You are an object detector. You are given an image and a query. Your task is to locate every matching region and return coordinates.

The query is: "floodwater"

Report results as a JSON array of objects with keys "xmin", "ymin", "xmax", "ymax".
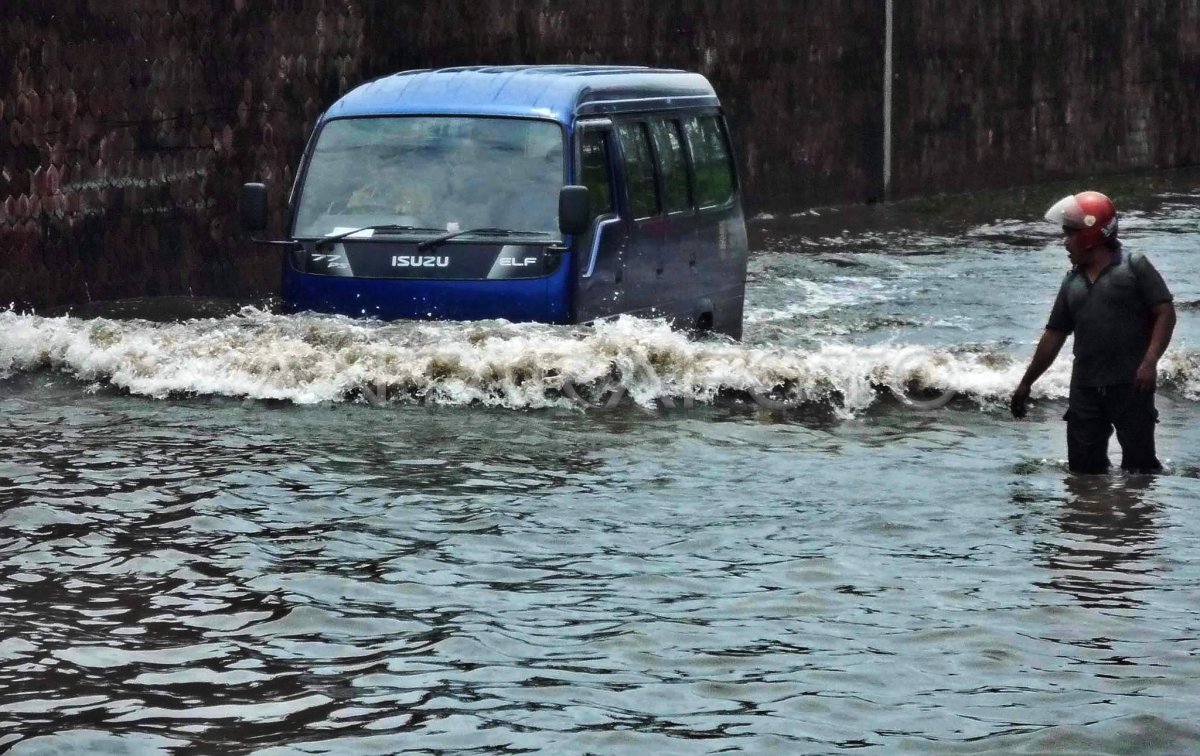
[{"xmin": 2, "ymin": 171, "xmax": 1199, "ymax": 754}]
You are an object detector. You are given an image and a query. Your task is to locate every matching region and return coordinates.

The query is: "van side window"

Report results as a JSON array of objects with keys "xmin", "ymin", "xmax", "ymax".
[
  {"xmin": 616, "ymin": 122, "xmax": 661, "ymax": 220},
  {"xmin": 580, "ymin": 129, "xmax": 614, "ymax": 221},
  {"xmin": 649, "ymin": 119, "xmax": 691, "ymax": 213},
  {"xmin": 683, "ymin": 115, "xmax": 735, "ymax": 208}
]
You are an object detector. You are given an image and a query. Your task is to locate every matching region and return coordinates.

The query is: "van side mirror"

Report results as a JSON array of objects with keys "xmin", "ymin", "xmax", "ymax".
[
  {"xmin": 239, "ymin": 182, "xmax": 268, "ymax": 233},
  {"xmin": 558, "ymin": 185, "xmax": 590, "ymax": 236}
]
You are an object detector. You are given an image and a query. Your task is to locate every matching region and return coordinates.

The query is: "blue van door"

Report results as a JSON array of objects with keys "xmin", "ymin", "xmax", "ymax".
[
  {"xmin": 646, "ymin": 117, "xmax": 704, "ymax": 325},
  {"xmin": 573, "ymin": 121, "xmax": 628, "ymax": 323},
  {"xmin": 613, "ymin": 121, "xmax": 666, "ymax": 317},
  {"xmin": 681, "ymin": 113, "xmax": 748, "ymax": 337}
]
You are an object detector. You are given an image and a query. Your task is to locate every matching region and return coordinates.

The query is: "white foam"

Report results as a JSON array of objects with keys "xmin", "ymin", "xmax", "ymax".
[
  {"xmin": 0, "ymin": 310, "xmax": 1194, "ymax": 411},
  {"xmin": 745, "ymin": 276, "xmax": 896, "ymax": 322}
]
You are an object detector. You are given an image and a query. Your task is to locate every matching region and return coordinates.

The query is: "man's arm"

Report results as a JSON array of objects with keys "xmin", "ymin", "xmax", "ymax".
[
  {"xmin": 1134, "ymin": 301, "xmax": 1177, "ymax": 391},
  {"xmin": 1011, "ymin": 328, "xmax": 1069, "ymax": 418}
]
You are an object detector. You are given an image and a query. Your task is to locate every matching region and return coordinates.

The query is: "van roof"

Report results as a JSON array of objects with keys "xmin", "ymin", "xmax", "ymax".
[{"xmin": 323, "ymin": 65, "xmax": 720, "ymax": 123}]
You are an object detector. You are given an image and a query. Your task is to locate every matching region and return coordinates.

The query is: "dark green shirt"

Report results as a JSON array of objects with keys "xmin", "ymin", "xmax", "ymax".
[{"xmin": 1047, "ymin": 249, "xmax": 1172, "ymax": 387}]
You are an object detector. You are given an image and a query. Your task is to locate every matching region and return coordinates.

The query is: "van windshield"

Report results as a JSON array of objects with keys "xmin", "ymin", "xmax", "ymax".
[{"xmin": 293, "ymin": 117, "xmax": 566, "ymax": 240}]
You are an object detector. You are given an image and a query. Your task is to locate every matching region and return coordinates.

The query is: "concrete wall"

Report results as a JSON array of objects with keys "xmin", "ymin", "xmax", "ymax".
[{"xmin": 1, "ymin": 0, "xmax": 1197, "ymax": 309}]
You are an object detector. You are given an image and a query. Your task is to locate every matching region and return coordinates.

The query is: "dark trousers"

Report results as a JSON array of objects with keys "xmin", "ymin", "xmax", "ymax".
[{"xmin": 1065, "ymin": 384, "xmax": 1161, "ymax": 474}]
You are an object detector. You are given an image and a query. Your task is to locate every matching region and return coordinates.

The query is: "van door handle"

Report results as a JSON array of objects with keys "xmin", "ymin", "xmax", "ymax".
[{"xmin": 581, "ymin": 216, "xmax": 621, "ymax": 279}]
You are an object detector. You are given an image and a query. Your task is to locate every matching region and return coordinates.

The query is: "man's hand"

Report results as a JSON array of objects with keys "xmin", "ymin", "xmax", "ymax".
[
  {"xmin": 1134, "ymin": 359, "xmax": 1158, "ymax": 392},
  {"xmin": 1011, "ymin": 330, "xmax": 1066, "ymax": 419},
  {"xmin": 1010, "ymin": 383, "xmax": 1031, "ymax": 419}
]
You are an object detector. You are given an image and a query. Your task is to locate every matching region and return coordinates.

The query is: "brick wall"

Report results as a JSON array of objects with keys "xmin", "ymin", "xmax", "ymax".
[{"xmin": 1, "ymin": 0, "xmax": 1197, "ymax": 309}]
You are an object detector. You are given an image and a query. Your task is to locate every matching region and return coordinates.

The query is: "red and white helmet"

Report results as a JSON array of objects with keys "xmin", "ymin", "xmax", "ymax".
[{"xmin": 1045, "ymin": 191, "xmax": 1118, "ymax": 250}]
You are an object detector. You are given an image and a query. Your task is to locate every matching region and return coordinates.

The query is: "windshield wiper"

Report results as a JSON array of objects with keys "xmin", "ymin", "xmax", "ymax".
[
  {"xmin": 417, "ymin": 227, "xmax": 552, "ymax": 252},
  {"xmin": 313, "ymin": 224, "xmax": 443, "ymax": 250}
]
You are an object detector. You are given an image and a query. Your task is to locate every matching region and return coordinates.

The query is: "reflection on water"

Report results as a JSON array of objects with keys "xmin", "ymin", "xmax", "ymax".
[
  {"xmin": 2, "ymin": 382, "xmax": 1196, "ymax": 752},
  {"xmin": 1033, "ymin": 476, "xmax": 1161, "ymax": 609}
]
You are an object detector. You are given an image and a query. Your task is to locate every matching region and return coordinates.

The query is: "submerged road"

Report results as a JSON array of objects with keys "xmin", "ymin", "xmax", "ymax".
[{"xmin": 1, "ymin": 170, "xmax": 1198, "ymax": 753}]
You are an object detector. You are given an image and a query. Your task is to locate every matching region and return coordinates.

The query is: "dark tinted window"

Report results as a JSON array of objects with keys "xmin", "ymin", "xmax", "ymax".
[
  {"xmin": 616, "ymin": 122, "xmax": 660, "ymax": 220},
  {"xmin": 649, "ymin": 119, "xmax": 691, "ymax": 213},
  {"xmin": 580, "ymin": 129, "xmax": 614, "ymax": 221},
  {"xmin": 683, "ymin": 115, "xmax": 735, "ymax": 208}
]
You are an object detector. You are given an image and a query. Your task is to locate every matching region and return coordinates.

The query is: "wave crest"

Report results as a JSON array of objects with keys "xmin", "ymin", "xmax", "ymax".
[{"xmin": 1, "ymin": 310, "xmax": 1195, "ymax": 410}]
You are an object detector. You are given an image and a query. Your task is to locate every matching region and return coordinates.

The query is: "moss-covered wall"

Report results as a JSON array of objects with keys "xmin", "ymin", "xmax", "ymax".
[{"xmin": 1, "ymin": 0, "xmax": 1196, "ymax": 309}]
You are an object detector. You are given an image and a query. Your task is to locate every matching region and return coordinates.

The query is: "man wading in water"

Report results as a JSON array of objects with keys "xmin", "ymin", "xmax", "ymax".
[{"xmin": 1011, "ymin": 191, "xmax": 1176, "ymax": 474}]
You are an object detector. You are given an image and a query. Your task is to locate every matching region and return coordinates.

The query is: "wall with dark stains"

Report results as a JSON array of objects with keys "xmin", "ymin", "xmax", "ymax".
[
  {"xmin": 0, "ymin": 0, "xmax": 367, "ymax": 309},
  {"xmin": 1, "ymin": 0, "xmax": 1197, "ymax": 309},
  {"xmin": 890, "ymin": 2, "xmax": 1200, "ymax": 197},
  {"xmin": 356, "ymin": 0, "xmax": 887, "ymax": 214}
]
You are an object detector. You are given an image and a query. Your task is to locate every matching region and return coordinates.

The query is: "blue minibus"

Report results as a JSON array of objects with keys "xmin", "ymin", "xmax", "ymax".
[{"xmin": 240, "ymin": 65, "xmax": 750, "ymax": 338}]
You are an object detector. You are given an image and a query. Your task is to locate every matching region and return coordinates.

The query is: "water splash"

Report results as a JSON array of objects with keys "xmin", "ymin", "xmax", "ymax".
[{"xmin": 1, "ymin": 309, "xmax": 1196, "ymax": 411}]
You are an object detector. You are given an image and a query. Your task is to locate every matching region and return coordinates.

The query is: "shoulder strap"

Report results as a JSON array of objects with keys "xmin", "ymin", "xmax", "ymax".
[
  {"xmin": 1125, "ymin": 249, "xmax": 1145, "ymax": 283},
  {"xmin": 1121, "ymin": 249, "xmax": 1156, "ymax": 310}
]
